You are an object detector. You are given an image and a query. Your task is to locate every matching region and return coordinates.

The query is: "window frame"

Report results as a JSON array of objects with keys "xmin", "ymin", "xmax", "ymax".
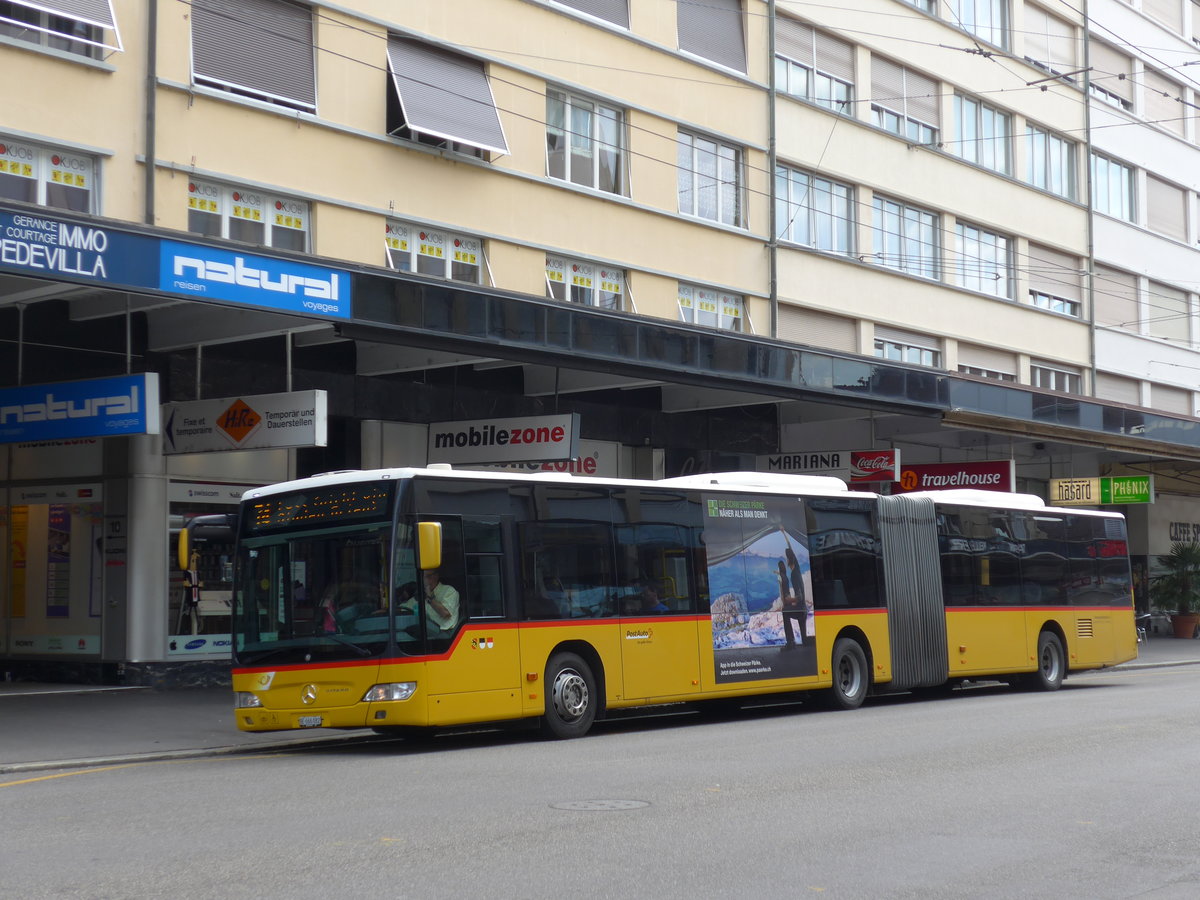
[
  {"xmin": 677, "ymin": 282, "xmax": 744, "ymax": 332},
  {"xmin": 1025, "ymin": 124, "xmax": 1076, "ymax": 200},
  {"xmin": 1031, "ymin": 363, "xmax": 1082, "ymax": 394},
  {"xmin": 0, "ymin": 0, "xmax": 119, "ymax": 56},
  {"xmin": 949, "ymin": 0, "xmax": 1010, "ymax": 50},
  {"xmin": 1090, "ymin": 152, "xmax": 1135, "ymax": 221},
  {"xmin": 872, "ymin": 195, "xmax": 940, "ymax": 280},
  {"xmin": 953, "ymin": 94, "xmax": 1011, "ymax": 174},
  {"xmin": 385, "ymin": 219, "xmax": 484, "ymax": 284},
  {"xmin": 774, "ymin": 165, "xmax": 854, "ymax": 254},
  {"xmin": 545, "ymin": 254, "xmax": 625, "ymax": 310},
  {"xmin": 677, "ymin": 131, "xmax": 745, "ymax": 227},
  {"xmin": 0, "ymin": 137, "xmax": 96, "ymax": 214},
  {"xmin": 546, "ymin": 88, "xmax": 626, "ymax": 194},
  {"xmin": 874, "ymin": 337, "xmax": 941, "ymax": 367},
  {"xmin": 956, "ymin": 221, "xmax": 1013, "ymax": 298},
  {"xmin": 958, "ymin": 364, "xmax": 1016, "ymax": 382}
]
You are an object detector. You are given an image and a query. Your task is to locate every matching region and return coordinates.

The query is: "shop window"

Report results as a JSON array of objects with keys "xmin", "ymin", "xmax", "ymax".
[
  {"xmin": 545, "ymin": 254, "xmax": 623, "ymax": 309},
  {"xmin": 187, "ymin": 180, "xmax": 309, "ymax": 252},
  {"xmin": 385, "ymin": 219, "xmax": 483, "ymax": 283},
  {"xmin": 0, "ymin": 0, "xmax": 120, "ymax": 57},
  {"xmin": 0, "ymin": 138, "xmax": 95, "ymax": 212}
]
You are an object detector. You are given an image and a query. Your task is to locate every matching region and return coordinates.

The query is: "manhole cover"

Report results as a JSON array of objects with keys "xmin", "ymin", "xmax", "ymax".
[{"xmin": 551, "ymin": 799, "xmax": 649, "ymax": 811}]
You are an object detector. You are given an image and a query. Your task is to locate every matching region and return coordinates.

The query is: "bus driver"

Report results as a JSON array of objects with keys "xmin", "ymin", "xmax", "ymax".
[{"xmin": 423, "ymin": 569, "xmax": 460, "ymax": 633}]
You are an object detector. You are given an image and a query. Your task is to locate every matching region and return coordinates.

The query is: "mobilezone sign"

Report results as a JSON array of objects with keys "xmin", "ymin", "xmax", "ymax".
[{"xmin": 0, "ymin": 209, "xmax": 351, "ymax": 318}]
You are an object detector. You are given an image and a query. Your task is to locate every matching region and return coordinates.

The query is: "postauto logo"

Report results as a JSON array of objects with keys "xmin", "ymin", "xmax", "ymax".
[{"xmin": 159, "ymin": 240, "xmax": 351, "ymax": 319}]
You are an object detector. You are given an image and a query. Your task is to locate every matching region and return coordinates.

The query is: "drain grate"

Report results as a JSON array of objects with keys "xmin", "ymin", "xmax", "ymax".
[{"xmin": 551, "ymin": 799, "xmax": 649, "ymax": 811}]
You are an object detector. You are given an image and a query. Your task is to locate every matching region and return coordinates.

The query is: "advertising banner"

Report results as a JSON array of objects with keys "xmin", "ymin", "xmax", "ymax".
[
  {"xmin": 0, "ymin": 209, "xmax": 158, "ymax": 289},
  {"xmin": 894, "ymin": 459, "xmax": 1015, "ymax": 494},
  {"xmin": 1050, "ymin": 475, "xmax": 1154, "ymax": 506},
  {"xmin": 428, "ymin": 413, "xmax": 580, "ymax": 464},
  {"xmin": 757, "ymin": 448, "xmax": 900, "ymax": 483},
  {"xmin": 0, "ymin": 373, "xmax": 160, "ymax": 444},
  {"xmin": 162, "ymin": 390, "xmax": 328, "ymax": 454},
  {"xmin": 702, "ymin": 494, "xmax": 817, "ymax": 684}
]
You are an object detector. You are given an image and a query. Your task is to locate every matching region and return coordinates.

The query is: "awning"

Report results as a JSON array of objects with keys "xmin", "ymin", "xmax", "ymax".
[{"xmin": 4, "ymin": 0, "xmax": 122, "ymax": 53}]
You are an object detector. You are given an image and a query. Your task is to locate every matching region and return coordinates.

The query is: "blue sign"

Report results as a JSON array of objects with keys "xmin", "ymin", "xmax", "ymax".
[
  {"xmin": 0, "ymin": 373, "xmax": 160, "ymax": 444},
  {"xmin": 0, "ymin": 210, "xmax": 159, "ymax": 289},
  {"xmin": 159, "ymin": 240, "xmax": 351, "ymax": 319}
]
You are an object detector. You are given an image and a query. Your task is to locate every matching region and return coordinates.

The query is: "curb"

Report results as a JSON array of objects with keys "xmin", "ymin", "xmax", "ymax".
[{"xmin": 0, "ymin": 730, "xmax": 377, "ymax": 777}]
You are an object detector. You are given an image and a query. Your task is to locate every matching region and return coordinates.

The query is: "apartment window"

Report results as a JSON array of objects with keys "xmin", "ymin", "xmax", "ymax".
[
  {"xmin": 874, "ymin": 337, "xmax": 940, "ymax": 367},
  {"xmin": 872, "ymin": 196, "xmax": 939, "ymax": 279},
  {"xmin": 552, "ymin": 0, "xmax": 628, "ymax": 27},
  {"xmin": 1023, "ymin": 3, "xmax": 1075, "ymax": 76},
  {"xmin": 0, "ymin": 0, "xmax": 119, "ymax": 55},
  {"xmin": 1025, "ymin": 125, "xmax": 1076, "ymax": 199},
  {"xmin": 189, "ymin": 181, "xmax": 308, "ymax": 251},
  {"xmin": 871, "ymin": 58, "xmax": 939, "ymax": 144},
  {"xmin": 1031, "ymin": 363, "xmax": 1081, "ymax": 394},
  {"xmin": 1144, "ymin": 0, "xmax": 1183, "ymax": 33},
  {"xmin": 774, "ymin": 17, "xmax": 855, "ymax": 114},
  {"xmin": 775, "ymin": 167, "xmax": 853, "ymax": 253},
  {"xmin": 545, "ymin": 255, "xmax": 624, "ymax": 310},
  {"xmin": 677, "ymin": 0, "xmax": 746, "ymax": 73},
  {"xmin": 385, "ymin": 221, "xmax": 482, "ymax": 283},
  {"xmin": 678, "ymin": 283, "xmax": 743, "ymax": 331},
  {"xmin": 1088, "ymin": 43, "xmax": 1134, "ymax": 111},
  {"xmin": 959, "ymin": 365, "xmax": 1016, "ymax": 382},
  {"xmin": 677, "ymin": 131, "xmax": 743, "ymax": 226},
  {"xmin": 953, "ymin": 95, "xmax": 1011, "ymax": 174},
  {"xmin": 191, "ymin": 0, "xmax": 316, "ymax": 112},
  {"xmin": 1090, "ymin": 153, "xmax": 1134, "ymax": 221},
  {"xmin": 949, "ymin": 0, "xmax": 1010, "ymax": 49},
  {"xmin": 386, "ymin": 38, "xmax": 508, "ymax": 157},
  {"xmin": 546, "ymin": 90, "xmax": 625, "ymax": 193},
  {"xmin": 956, "ymin": 223, "xmax": 1012, "ymax": 297},
  {"xmin": 0, "ymin": 139, "xmax": 94, "ymax": 212},
  {"xmin": 902, "ymin": 0, "xmax": 936, "ymax": 11},
  {"xmin": 1026, "ymin": 243, "xmax": 1082, "ymax": 318}
]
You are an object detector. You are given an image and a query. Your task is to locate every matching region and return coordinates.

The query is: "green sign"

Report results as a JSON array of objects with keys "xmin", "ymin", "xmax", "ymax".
[{"xmin": 1100, "ymin": 475, "xmax": 1154, "ymax": 505}]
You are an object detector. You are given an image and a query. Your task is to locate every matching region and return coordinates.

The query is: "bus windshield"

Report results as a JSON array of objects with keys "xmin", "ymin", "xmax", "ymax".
[{"xmin": 233, "ymin": 522, "xmax": 402, "ymax": 666}]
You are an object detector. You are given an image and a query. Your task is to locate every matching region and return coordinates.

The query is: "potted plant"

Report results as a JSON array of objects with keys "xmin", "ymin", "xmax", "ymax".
[{"xmin": 1152, "ymin": 542, "xmax": 1200, "ymax": 638}]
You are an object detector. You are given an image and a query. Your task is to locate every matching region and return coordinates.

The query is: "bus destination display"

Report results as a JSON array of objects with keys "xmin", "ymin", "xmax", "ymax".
[{"xmin": 245, "ymin": 484, "xmax": 393, "ymax": 533}]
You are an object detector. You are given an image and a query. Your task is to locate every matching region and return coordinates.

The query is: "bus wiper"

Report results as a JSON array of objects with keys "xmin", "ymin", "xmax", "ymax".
[{"xmin": 324, "ymin": 633, "xmax": 373, "ymax": 657}]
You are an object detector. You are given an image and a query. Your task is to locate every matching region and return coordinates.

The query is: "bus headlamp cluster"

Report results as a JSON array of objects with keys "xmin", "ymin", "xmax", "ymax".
[
  {"xmin": 362, "ymin": 682, "xmax": 417, "ymax": 702},
  {"xmin": 234, "ymin": 692, "xmax": 262, "ymax": 709}
]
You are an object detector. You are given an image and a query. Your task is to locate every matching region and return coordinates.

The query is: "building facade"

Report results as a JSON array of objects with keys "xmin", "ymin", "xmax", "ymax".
[{"xmin": 2, "ymin": 0, "xmax": 1199, "ymax": 683}]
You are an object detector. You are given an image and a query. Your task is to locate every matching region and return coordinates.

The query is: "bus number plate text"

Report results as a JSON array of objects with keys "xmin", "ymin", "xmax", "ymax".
[{"xmin": 298, "ymin": 715, "xmax": 323, "ymax": 727}]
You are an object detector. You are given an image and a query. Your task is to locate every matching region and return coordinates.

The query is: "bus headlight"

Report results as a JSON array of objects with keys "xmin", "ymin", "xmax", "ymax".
[
  {"xmin": 363, "ymin": 682, "xmax": 417, "ymax": 702},
  {"xmin": 234, "ymin": 692, "xmax": 262, "ymax": 709}
]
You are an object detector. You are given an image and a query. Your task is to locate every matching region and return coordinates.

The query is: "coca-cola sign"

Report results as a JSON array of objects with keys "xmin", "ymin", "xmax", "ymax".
[{"xmin": 849, "ymin": 450, "xmax": 899, "ymax": 482}]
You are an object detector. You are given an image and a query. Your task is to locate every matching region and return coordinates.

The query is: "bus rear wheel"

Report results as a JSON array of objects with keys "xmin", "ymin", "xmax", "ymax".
[
  {"xmin": 1025, "ymin": 632, "xmax": 1065, "ymax": 691},
  {"xmin": 541, "ymin": 652, "xmax": 597, "ymax": 739},
  {"xmin": 821, "ymin": 638, "xmax": 869, "ymax": 710}
]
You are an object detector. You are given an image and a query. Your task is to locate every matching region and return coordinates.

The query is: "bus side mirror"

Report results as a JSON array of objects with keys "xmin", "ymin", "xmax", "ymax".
[
  {"xmin": 177, "ymin": 526, "xmax": 191, "ymax": 572},
  {"xmin": 417, "ymin": 521, "xmax": 443, "ymax": 571}
]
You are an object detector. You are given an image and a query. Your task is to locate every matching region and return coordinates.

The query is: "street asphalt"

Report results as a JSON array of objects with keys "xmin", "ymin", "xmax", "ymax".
[{"xmin": 3, "ymin": 633, "xmax": 1199, "ymax": 775}]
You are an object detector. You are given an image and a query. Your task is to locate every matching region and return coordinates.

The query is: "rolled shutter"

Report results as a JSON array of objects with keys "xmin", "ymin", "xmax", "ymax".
[
  {"xmin": 1089, "ymin": 42, "xmax": 1133, "ymax": 103},
  {"xmin": 1151, "ymin": 383, "xmax": 1192, "ymax": 415},
  {"xmin": 1027, "ymin": 243, "xmax": 1082, "ymax": 303},
  {"xmin": 1143, "ymin": 0, "xmax": 1183, "ymax": 33},
  {"xmin": 1143, "ymin": 68, "xmax": 1184, "ymax": 136},
  {"xmin": 1145, "ymin": 175, "xmax": 1187, "ymax": 240},
  {"xmin": 1095, "ymin": 373, "xmax": 1141, "ymax": 405},
  {"xmin": 386, "ymin": 38, "xmax": 509, "ymax": 155},
  {"xmin": 775, "ymin": 16, "xmax": 814, "ymax": 66},
  {"xmin": 958, "ymin": 343, "xmax": 1016, "ymax": 375},
  {"xmin": 7, "ymin": 0, "xmax": 121, "ymax": 51},
  {"xmin": 554, "ymin": 0, "xmax": 629, "ymax": 27},
  {"xmin": 677, "ymin": 0, "xmax": 747, "ymax": 73},
  {"xmin": 777, "ymin": 305, "xmax": 857, "ymax": 352},
  {"xmin": 191, "ymin": 0, "xmax": 315, "ymax": 110},
  {"xmin": 1093, "ymin": 266, "xmax": 1139, "ymax": 329}
]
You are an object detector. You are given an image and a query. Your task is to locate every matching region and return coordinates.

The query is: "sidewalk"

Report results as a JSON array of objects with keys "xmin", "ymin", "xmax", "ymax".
[{"xmin": 3, "ymin": 634, "xmax": 1199, "ymax": 775}]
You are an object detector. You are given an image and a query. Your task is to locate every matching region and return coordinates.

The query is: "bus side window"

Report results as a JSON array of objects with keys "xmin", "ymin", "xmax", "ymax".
[{"xmin": 464, "ymin": 519, "xmax": 505, "ymax": 619}]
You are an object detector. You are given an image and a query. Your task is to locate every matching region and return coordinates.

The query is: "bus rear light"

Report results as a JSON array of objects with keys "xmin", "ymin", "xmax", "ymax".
[
  {"xmin": 363, "ymin": 682, "xmax": 417, "ymax": 702},
  {"xmin": 235, "ymin": 692, "xmax": 262, "ymax": 709}
]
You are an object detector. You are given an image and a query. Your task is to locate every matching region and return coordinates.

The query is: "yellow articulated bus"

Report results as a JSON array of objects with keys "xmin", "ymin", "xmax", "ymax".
[{"xmin": 230, "ymin": 467, "xmax": 1138, "ymax": 739}]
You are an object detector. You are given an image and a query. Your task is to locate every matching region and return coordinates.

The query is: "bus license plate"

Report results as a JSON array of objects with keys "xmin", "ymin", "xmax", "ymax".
[{"xmin": 298, "ymin": 715, "xmax": 323, "ymax": 727}]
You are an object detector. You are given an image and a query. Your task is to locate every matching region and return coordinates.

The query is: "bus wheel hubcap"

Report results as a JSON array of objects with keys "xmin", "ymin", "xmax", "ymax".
[{"xmin": 553, "ymin": 669, "xmax": 588, "ymax": 721}]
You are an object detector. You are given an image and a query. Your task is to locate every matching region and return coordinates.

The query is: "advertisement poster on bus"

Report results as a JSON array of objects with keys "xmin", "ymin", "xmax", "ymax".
[{"xmin": 703, "ymin": 494, "xmax": 816, "ymax": 683}]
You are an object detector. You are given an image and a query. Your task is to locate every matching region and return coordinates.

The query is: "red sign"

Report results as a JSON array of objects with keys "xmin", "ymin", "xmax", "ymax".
[
  {"xmin": 849, "ymin": 450, "xmax": 899, "ymax": 483},
  {"xmin": 893, "ymin": 460, "xmax": 1014, "ymax": 494}
]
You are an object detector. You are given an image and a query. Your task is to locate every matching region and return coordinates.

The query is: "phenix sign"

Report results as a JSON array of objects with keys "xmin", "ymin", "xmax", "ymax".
[{"xmin": 0, "ymin": 374, "xmax": 160, "ymax": 444}]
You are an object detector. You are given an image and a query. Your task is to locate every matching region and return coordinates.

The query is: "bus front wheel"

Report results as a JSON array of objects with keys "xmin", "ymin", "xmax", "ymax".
[
  {"xmin": 821, "ymin": 638, "xmax": 869, "ymax": 710},
  {"xmin": 1025, "ymin": 632, "xmax": 1065, "ymax": 691},
  {"xmin": 541, "ymin": 652, "xmax": 597, "ymax": 739}
]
